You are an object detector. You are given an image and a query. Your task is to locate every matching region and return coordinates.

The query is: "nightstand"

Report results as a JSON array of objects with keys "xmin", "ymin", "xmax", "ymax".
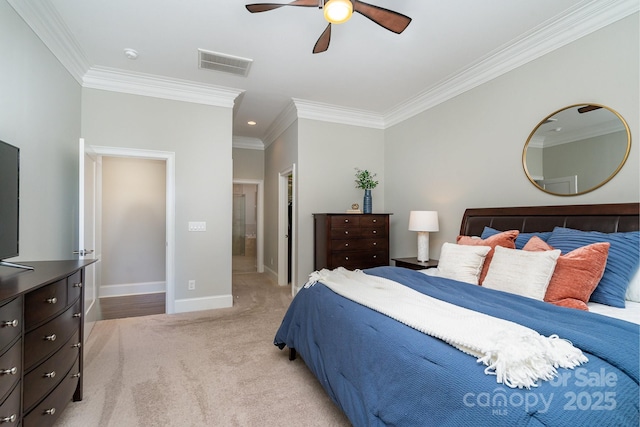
[{"xmin": 392, "ymin": 257, "xmax": 438, "ymax": 271}]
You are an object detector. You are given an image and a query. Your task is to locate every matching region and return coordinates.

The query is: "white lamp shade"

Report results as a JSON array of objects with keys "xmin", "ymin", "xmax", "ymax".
[{"xmin": 408, "ymin": 211, "xmax": 439, "ymax": 232}]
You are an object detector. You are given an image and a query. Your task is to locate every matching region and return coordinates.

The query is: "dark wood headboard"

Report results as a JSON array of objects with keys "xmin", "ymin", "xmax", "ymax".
[{"xmin": 460, "ymin": 203, "xmax": 640, "ymax": 237}]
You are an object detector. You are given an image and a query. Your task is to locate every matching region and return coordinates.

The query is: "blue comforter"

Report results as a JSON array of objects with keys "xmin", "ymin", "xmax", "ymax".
[{"xmin": 274, "ymin": 266, "xmax": 639, "ymax": 426}]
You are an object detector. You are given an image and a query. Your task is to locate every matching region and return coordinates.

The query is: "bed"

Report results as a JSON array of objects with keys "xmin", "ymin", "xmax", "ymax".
[{"xmin": 274, "ymin": 203, "xmax": 639, "ymax": 426}]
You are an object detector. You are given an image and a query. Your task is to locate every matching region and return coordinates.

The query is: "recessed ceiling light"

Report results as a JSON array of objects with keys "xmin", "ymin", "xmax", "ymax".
[
  {"xmin": 124, "ymin": 48, "xmax": 138, "ymax": 60},
  {"xmin": 247, "ymin": 121, "xmax": 257, "ymax": 126}
]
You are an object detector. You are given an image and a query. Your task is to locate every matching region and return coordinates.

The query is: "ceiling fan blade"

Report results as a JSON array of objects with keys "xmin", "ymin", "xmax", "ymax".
[
  {"xmin": 313, "ymin": 23, "xmax": 332, "ymax": 54},
  {"xmin": 246, "ymin": 0, "xmax": 318, "ymax": 13},
  {"xmin": 353, "ymin": 1, "xmax": 412, "ymax": 34}
]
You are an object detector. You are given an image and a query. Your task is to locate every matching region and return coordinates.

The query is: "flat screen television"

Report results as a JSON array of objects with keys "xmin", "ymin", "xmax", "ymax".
[{"xmin": 0, "ymin": 140, "xmax": 32, "ymax": 270}]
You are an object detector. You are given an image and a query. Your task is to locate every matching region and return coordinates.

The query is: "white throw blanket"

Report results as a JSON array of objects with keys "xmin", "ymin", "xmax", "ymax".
[{"xmin": 305, "ymin": 267, "xmax": 588, "ymax": 389}]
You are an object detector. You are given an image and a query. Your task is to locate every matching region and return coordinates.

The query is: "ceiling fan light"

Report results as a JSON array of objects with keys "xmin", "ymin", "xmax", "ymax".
[{"xmin": 324, "ymin": 0, "xmax": 353, "ymax": 24}]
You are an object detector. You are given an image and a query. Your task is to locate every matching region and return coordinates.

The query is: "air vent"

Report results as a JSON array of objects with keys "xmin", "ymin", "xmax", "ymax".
[{"xmin": 198, "ymin": 49, "xmax": 253, "ymax": 77}]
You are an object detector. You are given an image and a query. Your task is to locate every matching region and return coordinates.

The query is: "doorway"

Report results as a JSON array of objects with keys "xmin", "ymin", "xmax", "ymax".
[
  {"xmin": 81, "ymin": 145, "xmax": 176, "ymax": 315},
  {"xmin": 232, "ymin": 183, "xmax": 257, "ymax": 273},
  {"xmin": 99, "ymin": 156, "xmax": 167, "ymax": 319},
  {"xmin": 232, "ymin": 179, "xmax": 264, "ymax": 274},
  {"xmin": 278, "ymin": 165, "xmax": 296, "ymax": 295}
]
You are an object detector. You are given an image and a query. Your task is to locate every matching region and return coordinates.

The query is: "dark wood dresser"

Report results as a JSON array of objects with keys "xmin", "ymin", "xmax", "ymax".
[
  {"xmin": 0, "ymin": 260, "xmax": 94, "ymax": 427},
  {"xmin": 313, "ymin": 213, "xmax": 391, "ymax": 270}
]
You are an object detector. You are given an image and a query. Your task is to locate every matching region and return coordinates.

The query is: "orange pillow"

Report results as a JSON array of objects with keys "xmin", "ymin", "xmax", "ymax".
[
  {"xmin": 523, "ymin": 236, "xmax": 610, "ymax": 310},
  {"xmin": 457, "ymin": 230, "xmax": 519, "ymax": 285}
]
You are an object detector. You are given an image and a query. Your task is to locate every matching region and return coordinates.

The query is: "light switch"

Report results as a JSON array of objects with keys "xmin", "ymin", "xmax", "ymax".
[{"xmin": 188, "ymin": 221, "xmax": 206, "ymax": 232}]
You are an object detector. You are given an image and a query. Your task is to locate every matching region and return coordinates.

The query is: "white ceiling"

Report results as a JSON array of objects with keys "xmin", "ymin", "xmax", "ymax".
[{"xmin": 10, "ymin": 0, "xmax": 638, "ymax": 146}]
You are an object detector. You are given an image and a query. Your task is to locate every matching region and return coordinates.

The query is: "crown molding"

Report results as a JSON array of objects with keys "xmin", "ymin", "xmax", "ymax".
[
  {"xmin": 384, "ymin": 0, "xmax": 640, "ymax": 127},
  {"xmin": 8, "ymin": 0, "xmax": 90, "ymax": 84},
  {"xmin": 83, "ymin": 67, "xmax": 243, "ymax": 108},
  {"xmin": 233, "ymin": 136, "xmax": 264, "ymax": 150},
  {"xmin": 293, "ymin": 98, "xmax": 385, "ymax": 129},
  {"xmin": 263, "ymin": 101, "xmax": 298, "ymax": 149}
]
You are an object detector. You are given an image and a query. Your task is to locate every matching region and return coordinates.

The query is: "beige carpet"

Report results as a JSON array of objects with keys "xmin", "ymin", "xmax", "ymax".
[{"xmin": 55, "ymin": 272, "xmax": 350, "ymax": 426}]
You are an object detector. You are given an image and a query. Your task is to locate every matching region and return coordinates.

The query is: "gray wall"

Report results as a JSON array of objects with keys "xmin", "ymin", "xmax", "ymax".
[
  {"xmin": 296, "ymin": 119, "xmax": 385, "ymax": 286},
  {"xmin": 101, "ymin": 157, "xmax": 166, "ymax": 289},
  {"xmin": 384, "ymin": 14, "xmax": 639, "ymax": 262},
  {"xmin": 0, "ymin": 1, "xmax": 81, "ymax": 262},
  {"xmin": 264, "ymin": 121, "xmax": 298, "ymax": 278},
  {"xmin": 81, "ymin": 89, "xmax": 234, "ymax": 307},
  {"xmin": 233, "ymin": 147, "xmax": 264, "ymax": 180},
  {"xmin": 543, "ymin": 130, "xmax": 629, "ymax": 192}
]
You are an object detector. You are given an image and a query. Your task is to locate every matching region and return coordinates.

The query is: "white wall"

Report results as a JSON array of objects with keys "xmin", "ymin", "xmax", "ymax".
[
  {"xmin": 0, "ymin": 0, "xmax": 81, "ymax": 262},
  {"xmin": 385, "ymin": 14, "xmax": 639, "ymax": 261},
  {"xmin": 81, "ymin": 89, "xmax": 234, "ymax": 310}
]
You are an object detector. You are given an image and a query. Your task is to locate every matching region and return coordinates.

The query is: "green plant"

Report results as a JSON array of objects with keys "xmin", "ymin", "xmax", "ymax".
[{"xmin": 354, "ymin": 168, "xmax": 378, "ymax": 190}]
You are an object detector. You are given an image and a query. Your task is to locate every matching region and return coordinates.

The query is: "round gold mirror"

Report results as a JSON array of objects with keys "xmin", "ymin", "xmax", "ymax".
[{"xmin": 523, "ymin": 103, "xmax": 631, "ymax": 196}]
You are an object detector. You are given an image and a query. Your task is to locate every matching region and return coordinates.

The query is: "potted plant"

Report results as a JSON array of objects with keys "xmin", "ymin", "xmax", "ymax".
[{"xmin": 354, "ymin": 168, "xmax": 378, "ymax": 214}]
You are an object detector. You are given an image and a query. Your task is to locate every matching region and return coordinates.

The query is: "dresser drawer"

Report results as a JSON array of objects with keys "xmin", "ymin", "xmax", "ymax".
[
  {"xmin": 24, "ymin": 299, "xmax": 81, "ymax": 369},
  {"xmin": 25, "ymin": 279, "xmax": 67, "ymax": 329},
  {"xmin": 330, "ymin": 227, "xmax": 363, "ymax": 239},
  {"xmin": 24, "ymin": 330, "xmax": 80, "ymax": 412},
  {"xmin": 360, "ymin": 215, "xmax": 387, "ymax": 227},
  {"xmin": 0, "ymin": 340, "xmax": 21, "ymax": 404},
  {"xmin": 66, "ymin": 270, "xmax": 83, "ymax": 305},
  {"xmin": 330, "ymin": 250, "xmax": 387, "ymax": 269},
  {"xmin": 23, "ymin": 358, "xmax": 79, "ymax": 427},
  {"xmin": 358, "ymin": 226, "xmax": 386, "ymax": 238},
  {"xmin": 0, "ymin": 297, "xmax": 22, "ymax": 352},
  {"xmin": 0, "ymin": 382, "xmax": 20, "ymax": 425},
  {"xmin": 330, "ymin": 215, "xmax": 360, "ymax": 228},
  {"xmin": 332, "ymin": 238, "xmax": 387, "ymax": 252}
]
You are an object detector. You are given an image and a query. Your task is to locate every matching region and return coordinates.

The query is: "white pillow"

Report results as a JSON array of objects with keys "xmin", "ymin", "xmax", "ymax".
[
  {"xmin": 428, "ymin": 242, "xmax": 491, "ymax": 285},
  {"xmin": 482, "ymin": 246, "xmax": 560, "ymax": 300},
  {"xmin": 626, "ymin": 267, "xmax": 640, "ymax": 302}
]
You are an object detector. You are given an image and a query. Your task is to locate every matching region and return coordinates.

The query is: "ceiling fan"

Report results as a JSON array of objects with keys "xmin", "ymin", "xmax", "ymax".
[{"xmin": 245, "ymin": 0, "xmax": 412, "ymax": 54}]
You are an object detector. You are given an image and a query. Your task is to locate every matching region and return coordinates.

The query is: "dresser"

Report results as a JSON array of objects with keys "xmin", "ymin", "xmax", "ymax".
[
  {"xmin": 0, "ymin": 260, "xmax": 94, "ymax": 427},
  {"xmin": 313, "ymin": 213, "xmax": 391, "ymax": 270}
]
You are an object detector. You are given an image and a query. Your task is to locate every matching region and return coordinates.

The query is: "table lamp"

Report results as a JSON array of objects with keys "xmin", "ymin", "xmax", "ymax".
[{"xmin": 408, "ymin": 211, "xmax": 439, "ymax": 262}]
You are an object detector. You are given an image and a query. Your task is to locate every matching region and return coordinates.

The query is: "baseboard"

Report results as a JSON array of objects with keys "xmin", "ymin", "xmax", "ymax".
[
  {"xmin": 174, "ymin": 294, "xmax": 233, "ymax": 313},
  {"xmin": 100, "ymin": 281, "xmax": 166, "ymax": 298},
  {"xmin": 263, "ymin": 266, "xmax": 278, "ymax": 284}
]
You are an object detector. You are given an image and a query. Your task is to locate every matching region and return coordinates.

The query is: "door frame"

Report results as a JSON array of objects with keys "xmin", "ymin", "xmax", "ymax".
[
  {"xmin": 232, "ymin": 179, "xmax": 264, "ymax": 273},
  {"xmin": 79, "ymin": 138, "xmax": 98, "ymax": 339},
  {"xmin": 278, "ymin": 164, "xmax": 296, "ymax": 295},
  {"xmin": 86, "ymin": 145, "xmax": 176, "ymax": 314}
]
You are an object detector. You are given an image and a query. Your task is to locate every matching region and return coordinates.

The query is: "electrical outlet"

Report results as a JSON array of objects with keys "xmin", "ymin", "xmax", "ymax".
[{"xmin": 188, "ymin": 280, "xmax": 196, "ymax": 290}]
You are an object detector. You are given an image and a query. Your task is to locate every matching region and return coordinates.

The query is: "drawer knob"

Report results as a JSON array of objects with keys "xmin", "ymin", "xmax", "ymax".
[
  {"xmin": 44, "ymin": 371, "xmax": 56, "ymax": 378},
  {"xmin": 44, "ymin": 408, "xmax": 56, "ymax": 416},
  {"xmin": 373, "ymin": 255, "xmax": 377, "ymax": 259},
  {"xmin": 73, "ymin": 313, "xmax": 82, "ymax": 318},
  {"xmin": 0, "ymin": 414, "xmax": 16, "ymax": 423},
  {"xmin": 0, "ymin": 367, "xmax": 17, "ymax": 375},
  {"xmin": 1, "ymin": 320, "xmax": 18, "ymax": 328},
  {"xmin": 44, "ymin": 334, "xmax": 57, "ymax": 341},
  {"xmin": 373, "ymin": 219, "xmax": 377, "ymax": 223},
  {"xmin": 373, "ymin": 242, "xmax": 377, "ymax": 246},
  {"xmin": 345, "ymin": 257, "xmax": 349, "ymax": 261},
  {"xmin": 72, "ymin": 342, "xmax": 82, "ymax": 348},
  {"xmin": 344, "ymin": 219, "xmax": 349, "ymax": 223},
  {"xmin": 73, "ymin": 282, "xmax": 82, "ymax": 288},
  {"xmin": 46, "ymin": 297, "xmax": 58, "ymax": 304},
  {"xmin": 72, "ymin": 372, "xmax": 81, "ymax": 378},
  {"xmin": 344, "ymin": 231, "xmax": 349, "ymax": 235},
  {"xmin": 372, "ymin": 230, "xmax": 377, "ymax": 234}
]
